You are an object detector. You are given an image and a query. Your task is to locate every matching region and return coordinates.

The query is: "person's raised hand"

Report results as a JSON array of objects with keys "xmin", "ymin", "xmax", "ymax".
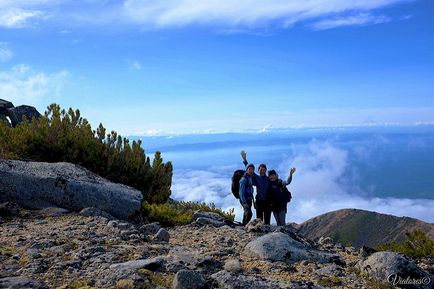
[
  {"xmin": 290, "ymin": 167, "xmax": 296, "ymax": 175},
  {"xmin": 241, "ymin": 150, "xmax": 247, "ymax": 160}
]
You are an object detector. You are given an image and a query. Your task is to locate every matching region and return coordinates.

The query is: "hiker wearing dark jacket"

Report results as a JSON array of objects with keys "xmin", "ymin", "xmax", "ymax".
[
  {"xmin": 267, "ymin": 168, "xmax": 296, "ymax": 226},
  {"xmin": 239, "ymin": 163, "xmax": 255, "ymax": 226},
  {"xmin": 241, "ymin": 150, "xmax": 271, "ymax": 225}
]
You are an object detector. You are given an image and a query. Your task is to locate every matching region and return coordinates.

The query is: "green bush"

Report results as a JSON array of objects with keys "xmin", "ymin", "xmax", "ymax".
[
  {"xmin": 142, "ymin": 201, "xmax": 235, "ymax": 227},
  {"xmin": 0, "ymin": 103, "xmax": 172, "ymax": 204},
  {"xmin": 376, "ymin": 229, "xmax": 434, "ymax": 259}
]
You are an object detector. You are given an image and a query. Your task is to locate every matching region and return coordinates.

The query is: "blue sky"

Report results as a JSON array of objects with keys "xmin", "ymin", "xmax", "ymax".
[{"xmin": 1, "ymin": 0, "xmax": 433, "ymax": 135}]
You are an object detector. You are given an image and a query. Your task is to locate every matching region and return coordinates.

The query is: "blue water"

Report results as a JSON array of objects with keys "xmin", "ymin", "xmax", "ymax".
[{"xmin": 131, "ymin": 126, "xmax": 434, "ymax": 223}]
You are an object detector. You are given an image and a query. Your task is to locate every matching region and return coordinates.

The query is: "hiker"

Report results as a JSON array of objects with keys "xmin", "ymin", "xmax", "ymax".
[
  {"xmin": 240, "ymin": 150, "xmax": 271, "ymax": 225},
  {"xmin": 239, "ymin": 163, "xmax": 255, "ymax": 226},
  {"xmin": 267, "ymin": 167, "xmax": 296, "ymax": 226}
]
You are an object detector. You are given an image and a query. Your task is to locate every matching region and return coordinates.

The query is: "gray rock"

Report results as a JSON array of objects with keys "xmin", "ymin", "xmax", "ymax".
[
  {"xmin": 110, "ymin": 257, "xmax": 165, "ymax": 271},
  {"xmin": 172, "ymin": 270, "xmax": 206, "ymax": 289},
  {"xmin": 38, "ymin": 206, "xmax": 70, "ymax": 217},
  {"xmin": 317, "ymin": 236, "xmax": 334, "ymax": 247},
  {"xmin": 192, "ymin": 211, "xmax": 225, "ymax": 222},
  {"xmin": 52, "ymin": 260, "xmax": 82, "ymax": 270},
  {"xmin": 358, "ymin": 245, "xmax": 377, "ymax": 258},
  {"xmin": 107, "ymin": 220, "xmax": 119, "ymax": 229},
  {"xmin": 139, "ymin": 222, "xmax": 161, "ymax": 235},
  {"xmin": 195, "ymin": 217, "xmax": 226, "ymax": 228},
  {"xmin": 167, "ymin": 246, "xmax": 201, "ymax": 267},
  {"xmin": 0, "ymin": 99, "xmax": 14, "ymax": 110},
  {"xmin": 0, "ymin": 160, "xmax": 143, "ymax": 221},
  {"xmin": 78, "ymin": 246, "xmax": 105, "ymax": 259},
  {"xmin": 243, "ymin": 232, "xmax": 343, "ymax": 264},
  {"xmin": 79, "ymin": 207, "xmax": 114, "ymax": 219},
  {"xmin": 153, "ymin": 228, "xmax": 170, "ymax": 242},
  {"xmin": 30, "ymin": 240, "xmax": 55, "ymax": 250},
  {"xmin": 208, "ymin": 248, "xmax": 235, "ymax": 256},
  {"xmin": 0, "ymin": 276, "xmax": 48, "ymax": 289},
  {"xmin": 196, "ymin": 256, "xmax": 222, "ymax": 272},
  {"xmin": 210, "ymin": 270, "xmax": 280, "ymax": 289},
  {"xmin": 45, "ymin": 245, "xmax": 66, "ymax": 256},
  {"xmin": 0, "ymin": 99, "xmax": 14, "ymax": 125},
  {"xmin": 245, "ymin": 219, "xmax": 272, "ymax": 233},
  {"xmin": 282, "ymin": 281, "xmax": 323, "ymax": 289},
  {"xmin": 22, "ymin": 260, "xmax": 49, "ymax": 274},
  {"xmin": 100, "ymin": 268, "xmax": 147, "ymax": 288},
  {"xmin": 7, "ymin": 105, "xmax": 41, "ymax": 127},
  {"xmin": 165, "ymin": 260, "xmax": 188, "ymax": 273},
  {"xmin": 0, "ymin": 202, "xmax": 21, "ymax": 216},
  {"xmin": 26, "ymin": 249, "xmax": 42, "ymax": 259},
  {"xmin": 120, "ymin": 229, "xmax": 140, "ymax": 240},
  {"xmin": 356, "ymin": 251, "xmax": 434, "ymax": 289},
  {"xmin": 224, "ymin": 259, "xmax": 242, "ymax": 273},
  {"xmin": 314, "ymin": 264, "xmax": 343, "ymax": 276},
  {"xmin": 117, "ymin": 222, "xmax": 132, "ymax": 230},
  {"xmin": 34, "ymin": 220, "xmax": 48, "ymax": 225}
]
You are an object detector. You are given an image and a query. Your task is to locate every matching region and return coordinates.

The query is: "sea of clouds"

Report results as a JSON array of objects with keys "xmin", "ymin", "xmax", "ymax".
[{"xmin": 169, "ymin": 138, "xmax": 434, "ymax": 224}]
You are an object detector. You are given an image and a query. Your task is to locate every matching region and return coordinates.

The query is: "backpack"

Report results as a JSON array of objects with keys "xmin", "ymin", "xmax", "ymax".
[
  {"xmin": 231, "ymin": 170, "xmax": 245, "ymax": 199},
  {"xmin": 279, "ymin": 180, "xmax": 292, "ymax": 203}
]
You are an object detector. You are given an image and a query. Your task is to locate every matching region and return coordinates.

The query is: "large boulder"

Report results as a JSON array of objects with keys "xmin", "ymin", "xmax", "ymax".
[
  {"xmin": 110, "ymin": 257, "xmax": 165, "ymax": 271},
  {"xmin": 243, "ymin": 232, "xmax": 344, "ymax": 264},
  {"xmin": 172, "ymin": 270, "xmax": 206, "ymax": 289},
  {"xmin": 0, "ymin": 99, "xmax": 14, "ymax": 112},
  {"xmin": 356, "ymin": 251, "xmax": 434, "ymax": 289},
  {"xmin": 0, "ymin": 99, "xmax": 13, "ymax": 127},
  {"xmin": 7, "ymin": 105, "xmax": 41, "ymax": 127},
  {"xmin": 0, "ymin": 160, "xmax": 143, "ymax": 221}
]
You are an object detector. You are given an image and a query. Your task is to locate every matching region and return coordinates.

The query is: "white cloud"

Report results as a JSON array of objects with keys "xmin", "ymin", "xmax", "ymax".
[
  {"xmin": 0, "ymin": 0, "xmax": 413, "ymax": 30},
  {"xmin": 0, "ymin": 43, "xmax": 13, "ymax": 62},
  {"xmin": 0, "ymin": 64, "xmax": 69, "ymax": 108},
  {"xmin": 171, "ymin": 169, "xmax": 244, "ymax": 221},
  {"xmin": 170, "ymin": 140, "xmax": 434, "ymax": 224},
  {"xmin": 122, "ymin": 0, "xmax": 410, "ymax": 29},
  {"xmin": 283, "ymin": 141, "xmax": 434, "ymax": 223},
  {"xmin": 127, "ymin": 60, "xmax": 142, "ymax": 70},
  {"xmin": 139, "ymin": 128, "xmax": 165, "ymax": 136},
  {"xmin": 118, "ymin": 106, "xmax": 434, "ymax": 137},
  {"xmin": 0, "ymin": 8, "xmax": 44, "ymax": 28},
  {"xmin": 311, "ymin": 13, "xmax": 391, "ymax": 30}
]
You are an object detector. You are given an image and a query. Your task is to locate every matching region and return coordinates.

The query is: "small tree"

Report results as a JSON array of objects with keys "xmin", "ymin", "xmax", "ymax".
[{"xmin": 0, "ymin": 103, "xmax": 173, "ymax": 205}]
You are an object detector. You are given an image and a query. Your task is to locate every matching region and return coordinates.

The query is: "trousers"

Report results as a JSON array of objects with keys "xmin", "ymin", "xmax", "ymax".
[
  {"xmin": 255, "ymin": 199, "xmax": 272, "ymax": 225},
  {"xmin": 242, "ymin": 204, "xmax": 253, "ymax": 226},
  {"xmin": 273, "ymin": 209, "xmax": 286, "ymax": 226}
]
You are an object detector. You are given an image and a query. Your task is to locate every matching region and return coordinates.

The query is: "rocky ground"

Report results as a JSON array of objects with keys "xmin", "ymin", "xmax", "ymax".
[{"xmin": 1, "ymin": 203, "xmax": 433, "ymax": 289}]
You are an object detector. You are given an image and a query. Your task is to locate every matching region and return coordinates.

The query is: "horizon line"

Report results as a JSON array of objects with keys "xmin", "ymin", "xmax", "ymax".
[{"xmin": 129, "ymin": 122, "xmax": 434, "ymax": 138}]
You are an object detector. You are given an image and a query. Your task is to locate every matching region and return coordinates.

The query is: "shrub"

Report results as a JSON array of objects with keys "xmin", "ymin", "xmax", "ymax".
[
  {"xmin": 376, "ymin": 229, "xmax": 434, "ymax": 259},
  {"xmin": 317, "ymin": 276, "xmax": 343, "ymax": 287},
  {"xmin": 0, "ymin": 103, "xmax": 172, "ymax": 204},
  {"xmin": 142, "ymin": 201, "xmax": 235, "ymax": 227}
]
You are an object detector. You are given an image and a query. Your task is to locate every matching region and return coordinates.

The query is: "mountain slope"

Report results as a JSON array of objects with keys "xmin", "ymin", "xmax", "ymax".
[{"xmin": 297, "ymin": 208, "xmax": 434, "ymax": 248}]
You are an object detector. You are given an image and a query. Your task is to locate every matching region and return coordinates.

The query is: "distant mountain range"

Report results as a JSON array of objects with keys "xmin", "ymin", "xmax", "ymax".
[{"xmin": 297, "ymin": 209, "xmax": 434, "ymax": 248}]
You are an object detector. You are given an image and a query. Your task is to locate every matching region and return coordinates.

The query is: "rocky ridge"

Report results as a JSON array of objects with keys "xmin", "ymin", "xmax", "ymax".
[
  {"xmin": 298, "ymin": 209, "xmax": 434, "ymax": 249},
  {"xmin": 0, "ymin": 99, "xmax": 41, "ymax": 128},
  {"xmin": 1, "ymin": 204, "xmax": 433, "ymax": 289}
]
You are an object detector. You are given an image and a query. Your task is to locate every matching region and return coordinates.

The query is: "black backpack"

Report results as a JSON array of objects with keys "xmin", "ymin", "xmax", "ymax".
[
  {"xmin": 231, "ymin": 170, "xmax": 245, "ymax": 199},
  {"xmin": 279, "ymin": 180, "xmax": 292, "ymax": 203}
]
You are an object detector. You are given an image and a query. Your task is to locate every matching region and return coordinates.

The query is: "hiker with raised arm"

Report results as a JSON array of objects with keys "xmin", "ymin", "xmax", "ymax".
[
  {"xmin": 239, "ymin": 163, "xmax": 255, "ymax": 226},
  {"xmin": 267, "ymin": 167, "xmax": 296, "ymax": 226},
  {"xmin": 240, "ymin": 150, "xmax": 271, "ymax": 225}
]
